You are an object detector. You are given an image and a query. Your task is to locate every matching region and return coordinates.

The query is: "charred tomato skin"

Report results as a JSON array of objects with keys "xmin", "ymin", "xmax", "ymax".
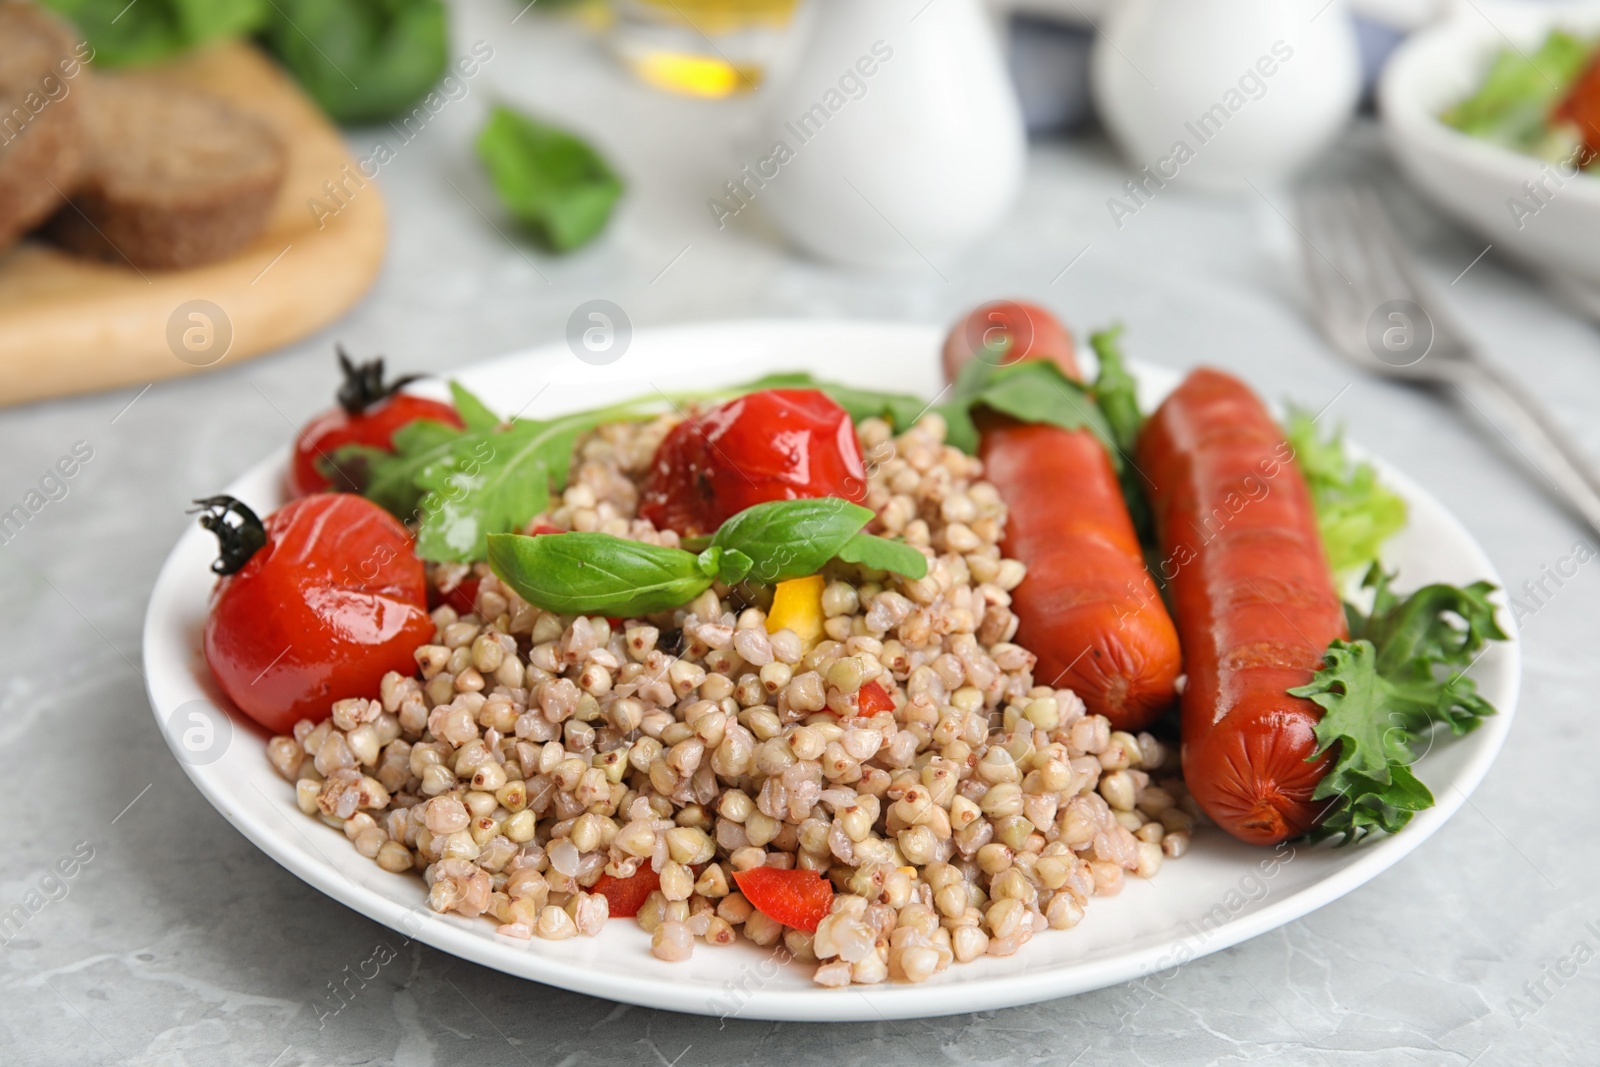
[
  {"xmin": 639, "ymin": 389, "xmax": 869, "ymax": 536},
  {"xmin": 203, "ymin": 493, "xmax": 434, "ymax": 735}
]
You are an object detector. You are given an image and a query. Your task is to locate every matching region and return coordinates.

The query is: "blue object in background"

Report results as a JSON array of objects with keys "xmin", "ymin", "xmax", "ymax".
[
  {"xmin": 1006, "ymin": 14, "xmax": 1095, "ymax": 134},
  {"xmin": 1353, "ymin": 13, "xmax": 1408, "ymax": 105}
]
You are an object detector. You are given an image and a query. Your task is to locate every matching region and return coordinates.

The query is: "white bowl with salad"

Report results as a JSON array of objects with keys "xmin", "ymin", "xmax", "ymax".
[{"xmin": 1382, "ymin": 3, "xmax": 1600, "ymax": 302}]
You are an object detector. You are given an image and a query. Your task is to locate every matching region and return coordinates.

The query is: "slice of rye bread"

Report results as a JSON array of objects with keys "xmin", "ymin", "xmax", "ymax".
[
  {"xmin": 0, "ymin": 1, "xmax": 89, "ymax": 252},
  {"xmin": 44, "ymin": 79, "xmax": 288, "ymax": 271}
]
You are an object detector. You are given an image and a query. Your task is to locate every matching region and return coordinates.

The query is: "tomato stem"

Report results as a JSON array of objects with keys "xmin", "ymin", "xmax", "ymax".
[
  {"xmin": 335, "ymin": 345, "xmax": 425, "ymax": 415},
  {"xmin": 191, "ymin": 495, "xmax": 268, "ymax": 575}
]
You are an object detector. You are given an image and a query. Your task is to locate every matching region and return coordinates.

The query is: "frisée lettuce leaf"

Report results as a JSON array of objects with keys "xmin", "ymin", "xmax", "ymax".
[{"xmin": 1285, "ymin": 408, "xmax": 1408, "ymax": 577}]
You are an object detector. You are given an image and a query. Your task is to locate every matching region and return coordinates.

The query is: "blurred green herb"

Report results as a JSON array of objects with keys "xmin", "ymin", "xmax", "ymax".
[
  {"xmin": 1087, "ymin": 324, "xmax": 1152, "ymax": 542},
  {"xmin": 41, "ymin": 0, "xmax": 266, "ymax": 67},
  {"xmin": 42, "ymin": 0, "xmax": 450, "ymax": 124},
  {"xmin": 1441, "ymin": 28, "xmax": 1592, "ymax": 153},
  {"xmin": 475, "ymin": 104, "xmax": 624, "ymax": 252},
  {"xmin": 258, "ymin": 0, "xmax": 448, "ymax": 124}
]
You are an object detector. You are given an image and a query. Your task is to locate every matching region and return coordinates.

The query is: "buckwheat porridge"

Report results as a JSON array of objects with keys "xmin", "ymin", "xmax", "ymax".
[{"xmin": 265, "ymin": 411, "xmax": 1199, "ymax": 987}]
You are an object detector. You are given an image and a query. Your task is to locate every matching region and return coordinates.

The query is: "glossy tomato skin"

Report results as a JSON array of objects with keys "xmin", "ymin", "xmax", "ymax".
[
  {"xmin": 290, "ymin": 394, "xmax": 463, "ymax": 497},
  {"xmin": 204, "ymin": 494, "xmax": 434, "ymax": 735},
  {"xmin": 639, "ymin": 389, "xmax": 868, "ymax": 536}
]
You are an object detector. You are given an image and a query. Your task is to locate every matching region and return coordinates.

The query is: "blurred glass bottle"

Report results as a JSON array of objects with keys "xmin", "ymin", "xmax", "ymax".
[{"xmin": 610, "ymin": 0, "xmax": 802, "ymax": 98}]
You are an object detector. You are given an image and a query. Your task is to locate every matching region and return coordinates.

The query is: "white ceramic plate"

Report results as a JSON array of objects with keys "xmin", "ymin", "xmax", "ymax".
[
  {"xmin": 1381, "ymin": 2, "xmax": 1600, "ymax": 293},
  {"xmin": 142, "ymin": 320, "xmax": 1521, "ymax": 1022}
]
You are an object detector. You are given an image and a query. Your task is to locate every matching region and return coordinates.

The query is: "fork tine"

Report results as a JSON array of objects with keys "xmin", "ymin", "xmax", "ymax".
[
  {"xmin": 1348, "ymin": 186, "xmax": 1418, "ymax": 304},
  {"xmin": 1297, "ymin": 190, "xmax": 1366, "ymax": 356},
  {"xmin": 1348, "ymin": 187, "xmax": 1470, "ymax": 349}
]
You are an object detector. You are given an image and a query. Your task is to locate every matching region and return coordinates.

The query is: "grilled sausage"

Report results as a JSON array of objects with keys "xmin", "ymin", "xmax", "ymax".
[
  {"xmin": 945, "ymin": 302, "xmax": 1181, "ymax": 730},
  {"xmin": 1137, "ymin": 368, "xmax": 1345, "ymax": 844}
]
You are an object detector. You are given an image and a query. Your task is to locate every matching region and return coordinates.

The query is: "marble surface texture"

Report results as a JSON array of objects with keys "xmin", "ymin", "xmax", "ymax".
[{"xmin": 2, "ymin": 3, "xmax": 1597, "ymax": 1065}]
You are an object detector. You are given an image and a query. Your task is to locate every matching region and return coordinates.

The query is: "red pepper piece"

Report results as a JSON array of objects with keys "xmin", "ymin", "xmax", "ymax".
[
  {"xmin": 731, "ymin": 867, "xmax": 833, "ymax": 933},
  {"xmin": 591, "ymin": 867, "xmax": 662, "ymax": 918},
  {"xmin": 442, "ymin": 577, "xmax": 480, "ymax": 615},
  {"xmin": 856, "ymin": 680, "xmax": 895, "ymax": 716}
]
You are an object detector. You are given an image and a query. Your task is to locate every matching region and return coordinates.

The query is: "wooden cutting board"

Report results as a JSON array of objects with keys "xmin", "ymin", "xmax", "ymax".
[{"xmin": 0, "ymin": 41, "xmax": 386, "ymax": 407}]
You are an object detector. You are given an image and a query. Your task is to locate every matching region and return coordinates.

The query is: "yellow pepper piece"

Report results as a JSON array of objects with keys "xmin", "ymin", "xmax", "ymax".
[{"xmin": 766, "ymin": 575, "xmax": 826, "ymax": 645}]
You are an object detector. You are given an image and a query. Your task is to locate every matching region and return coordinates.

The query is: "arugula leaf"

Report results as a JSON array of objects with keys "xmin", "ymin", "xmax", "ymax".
[
  {"xmin": 711, "ymin": 498, "xmax": 874, "ymax": 584},
  {"xmin": 412, "ymin": 415, "xmax": 588, "ymax": 562},
  {"xmin": 338, "ymin": 417, "xmax": 463, "ymax": 518},
  {"xmin": 449, "ymin": 381, "xmax": 500, "ymax": 433},
  {"xmin": 43, "ymin": 0, "xmax": 266, "ymax": 67},
  {"xmin": 835, "ymin": 532, "xmax": 929, "ymax": 579},
  {"xmin": 476, "ymin": 104, "xmax": 623, "ymax": 253},
  {"xmin": 721, "ymin": 372, "xmax": 933, "ymax": 432},
  {"xmin": 1290, "ymin": 570, "xmax": 1509, "ymax": 844},
  {"xmin": 487, "ymin": 532, "xmax": 712, "ymax": 617},
  {"xmin": 355, "ymin": 381, "xmax": 679, "ymax": 562},
  {"xmin": 259, "ymin": 0, "xmax": 448, "ymax": 124},
  {"xmin": 1286, "ymin": 407, "xmax": 1408, "ymax": 576}
]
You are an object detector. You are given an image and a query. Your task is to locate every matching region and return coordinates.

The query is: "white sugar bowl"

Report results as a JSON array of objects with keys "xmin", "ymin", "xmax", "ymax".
[{"xmin": 1091, "ymin": 0, "xmax": 1362, "ymax": 191}]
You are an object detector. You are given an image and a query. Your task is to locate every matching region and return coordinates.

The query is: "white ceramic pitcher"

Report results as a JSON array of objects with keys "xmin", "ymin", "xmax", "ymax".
[
  {"xmin": 751, "ymin": 0, "xmax": 1027, "ymax": 269},
  {"xmin": 1091, "ymin": 0, "xmax": 1361, "ymax": 191}
]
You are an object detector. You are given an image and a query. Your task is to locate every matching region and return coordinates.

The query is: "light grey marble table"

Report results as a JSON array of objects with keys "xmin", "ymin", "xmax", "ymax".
[{"xmin": 3, "ymin": 5, "xmax": 1598, "ymax": 1065}]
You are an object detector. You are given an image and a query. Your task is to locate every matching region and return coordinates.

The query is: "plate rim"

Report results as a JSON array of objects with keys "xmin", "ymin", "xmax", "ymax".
[{"xmin": 142, "ymin": 317, "xmax": 1522, "ymax": 1021}]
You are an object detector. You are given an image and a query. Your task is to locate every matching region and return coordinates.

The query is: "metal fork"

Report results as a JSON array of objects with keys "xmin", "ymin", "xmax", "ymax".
[{"xmin": 1298, "ymin": 185, "xmax": 1600, "ymax": 536}]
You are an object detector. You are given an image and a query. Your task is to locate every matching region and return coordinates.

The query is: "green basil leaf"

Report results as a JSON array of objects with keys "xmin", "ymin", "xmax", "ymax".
[
  {"xmin": 711, "ymin": 499, "xmax": 874, "ymax": 584},
  {"xmin": 969, "ymin": 362, "xmax": 1121, "ymax": 467},
  {"xmin": 476, "ymin": 104, "xmax": 623, "ymax": 253},
  {"xmin": 835, "ymin": 532, "xmax": 929, "ymax": 579},
  {"xmin": 449, "ymin": 381, "xmax": 501, "ymax": 433},
  {"xmin": 718, "ymin": 548, "xmax": 754, "ymax": 585},
  {"xmin": 259, "ymin": 0, "xmax": 448, "ymax": 124},
  {"xmin": 834, "ymin": 532, "xmax": 928, "ymax": 579},
  {"xmin": 486, "ymin": 532, "xmax": 711, "ymax": 617}
]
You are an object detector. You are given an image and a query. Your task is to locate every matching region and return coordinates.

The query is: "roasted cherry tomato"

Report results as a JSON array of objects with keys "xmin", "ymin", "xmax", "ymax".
[
  {"xmin": 290, "ymin": 347, "xmax": 463, "ymax": 497},
  {"xmin": 591, "ymin": 867, "xmax": 662, "ymax": 918},
  {"xmin": 639, "ymin": 389, "xmax": 868, "ymax": 537},
  {"xmin": 731, "ymin": 867, "xmax": 833, "ymax": 933},
  {"xmin": 196, "ymin": 494, "xmax": 434, "ymax": 735}
]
